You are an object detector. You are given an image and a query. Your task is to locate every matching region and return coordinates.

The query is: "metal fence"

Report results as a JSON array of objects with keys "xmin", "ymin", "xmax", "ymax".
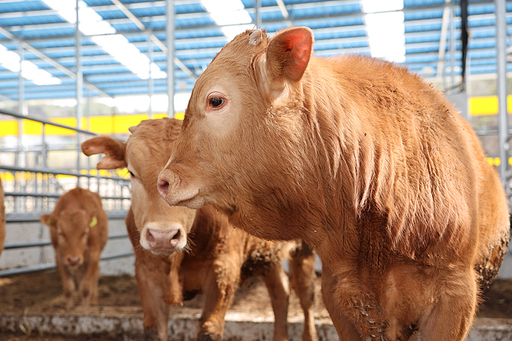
[{"xmin": 0, "ymin": 108, "xmax": 133, "ymax": 277}]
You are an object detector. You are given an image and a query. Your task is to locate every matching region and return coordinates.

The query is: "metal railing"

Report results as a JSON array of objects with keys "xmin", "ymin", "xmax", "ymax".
[{"xmin": 0, "ymin": 108, "xmax": 133, "ymax": 277}]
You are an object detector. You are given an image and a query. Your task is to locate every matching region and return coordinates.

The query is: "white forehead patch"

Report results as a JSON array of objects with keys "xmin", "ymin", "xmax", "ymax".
[{"xmin": 249, "ymin": 29, "xmax": 265, "ymax": 45}]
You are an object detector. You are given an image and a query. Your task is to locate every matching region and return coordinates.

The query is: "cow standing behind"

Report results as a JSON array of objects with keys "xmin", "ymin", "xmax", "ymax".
[
  {"xmin": 82, "ymin": 118, "xmax": 318, "ymax": 341},
  {"xmin": 157, "ymin": 27, "xmax": 511, "ymax": 340},
  {"xmin": 40, "ymin": 187, "xmax": 109, "ymax": 309},
  {"xmin": 0, "ymin": 177, "xmax": 5, "ymax": 257}
]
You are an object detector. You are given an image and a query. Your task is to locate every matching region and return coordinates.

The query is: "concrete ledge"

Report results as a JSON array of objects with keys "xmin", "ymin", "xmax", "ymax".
[
  {"xmin": 0, "ymin": 310, "xmax": 511, "ymax": 341},
  {"xmin": 0, "ymin": 308, "xmax": 338, "ymax": 341}
]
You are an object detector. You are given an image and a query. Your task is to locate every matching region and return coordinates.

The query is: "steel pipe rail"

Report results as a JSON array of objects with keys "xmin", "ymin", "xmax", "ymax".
[
  {"xmin": 3, "ymin": 233, "xmax": 129, "ymax": 251},
  {"xmin": 0, "ymin": 165, "xmax": 128, "ymax": 182},
  {"xmin": 0, "ymin": 108, "xmax": 100, "ymax": 137},
  {"xmin": 0, "ymin": 251, "xmax": 134, "ymax": 278},
  {"xmin": 5, "ymin": 212, "xmax": 128, "ymax": 223},
  {"xmin": 4, "ymin": 192, "xmax": 130, "ymax": 202}
]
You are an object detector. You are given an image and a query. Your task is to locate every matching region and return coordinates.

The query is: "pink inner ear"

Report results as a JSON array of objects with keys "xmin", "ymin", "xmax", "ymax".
[{"xmin": 280, "ymin": 29, "xmax": 312, "ymax": 81}]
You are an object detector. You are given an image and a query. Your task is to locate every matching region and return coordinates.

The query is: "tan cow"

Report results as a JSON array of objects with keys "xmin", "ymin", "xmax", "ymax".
[
  {"xmin": 0, "ymin": 177, "xmax": 5, "ymax": 257},
  {"xmin": 82, "ymin": 118, "xmax": 318, "ymax": 341},
  {"xmin": 157, "ymin": 27, "xmax": 511, "ymax": 341},
  {"xmin": 40, "ymin": 187, "xmax": 109, "ymax": 309}
]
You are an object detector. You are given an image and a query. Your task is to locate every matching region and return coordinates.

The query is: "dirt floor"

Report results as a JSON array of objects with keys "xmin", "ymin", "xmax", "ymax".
[{"xmin": 0, "ymin": 270, "xmax": 510, "ymax": 340}]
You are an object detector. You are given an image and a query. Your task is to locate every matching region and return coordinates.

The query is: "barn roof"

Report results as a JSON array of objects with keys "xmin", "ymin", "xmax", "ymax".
[{"xmin": 0, "ymin": 0, "xmax": 508, "ymax": 101}]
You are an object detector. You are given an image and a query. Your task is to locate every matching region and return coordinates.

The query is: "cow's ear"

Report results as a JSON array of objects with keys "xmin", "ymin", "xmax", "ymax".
[
  {"xmin": 81, "ymin": 136, "xmax": 127, "ymax": 169},
  {"xmin": 40, "ymin": 214, "xmax": 56, "ymax": 228},
  {"xmin": 266, "ymin": 27, "xmax": 313, "ymax": 82}
]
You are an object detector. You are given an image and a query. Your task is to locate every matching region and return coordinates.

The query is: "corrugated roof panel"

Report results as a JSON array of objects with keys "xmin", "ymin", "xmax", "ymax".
[
  {"xmin": 176, "ymin": 15, "xmax": 216, "ymax": 29},
  {"xmin": 294, "ymin": 16, "xmax": 365, "ymax": 30},
  {"xmin": 0, "ymin": 1, "xmax": 48, "ymax": 13},
  {"xmin": 404, "ymin": 0, "xmax": 445, "ymax": 7},
  {"xmin": 94, "ymin": 8, "xmax": 130, "ymax": 20},
  {"xmin": 175, "ymin": 3, "xmax": 206, "ymax": 15},
  {"xmin": 129, "ymin": 4, "xmax": 166, "ymax": 17},
  {"xmin": 315, "ymin": 40, "xmax": 369, "ymax": 51},
  {"xmin": 314, "ymin": 29, "xmax": 367, "ymax": 40},
  {"xmin": 0, "ymin": 14, "xmax": 64, "ymax": 27},
  {"xmin": 406, "ymin": 33, "xmax": 441, "ymax": 44},
  {"xmin": 110, "ymin": 22, "xmax": 147, "ymax": 32},
  {"xmin": 291, "ymin": 4, "xmax": 361, "ymax": 19},
  {"xmin": 404, "ymin": 9, "xmax": 444, "ymax": 21},
  {"xmin": 10, "ymin": 26, "xmax": 75, "ymax": 39},
  {"xmin": 405, "ymin": 22, "xmax": 442, "ymax": 34}
]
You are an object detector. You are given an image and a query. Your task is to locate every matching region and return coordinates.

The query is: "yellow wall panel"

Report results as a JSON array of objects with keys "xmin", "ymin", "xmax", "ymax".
[
  {"xmin": 0, "ymin": 120, "xmax": 19, "ymax": 135},
  {"xmin": 469, "ymin": 95, "xmax": 512, "ymax": 116},
  {"xmin": 1, "ymin": 111, "xmax": 191, "ymax": 137}
]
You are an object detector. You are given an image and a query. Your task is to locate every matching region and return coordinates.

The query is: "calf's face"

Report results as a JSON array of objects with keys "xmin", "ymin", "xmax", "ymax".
[
  {"xmin": 82, "ymin": 119, "xmax": 196, "ymax": 255},
  {"xmin": 41, "ymin": 210, "xmax": 94, "ymax": 269},
  {"xmin": 158, "ymin": 28, "xmax": 313, "ymax": 216}
]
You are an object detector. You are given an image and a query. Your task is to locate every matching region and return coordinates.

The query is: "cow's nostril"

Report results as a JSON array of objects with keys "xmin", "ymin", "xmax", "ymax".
[
  {"xmin": 157, "ymin": 177, "xmax": 169, "ymax": 196},
  {"xmin": 67, "ymin": 256, "xmax": 81, "ymax": 265},
  {"xmin": 146, "ymin": 229, "xmax": 155, "ymax": 243},
  {"xmin": 172, "ymin": 229, "xmax": 181, "ymax": 241},
  {"xmin": 169, "ymin": 229, "xmax": 182, "ymax": 248}
]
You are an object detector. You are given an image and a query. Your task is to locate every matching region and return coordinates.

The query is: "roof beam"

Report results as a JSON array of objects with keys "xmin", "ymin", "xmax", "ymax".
[
  {"xmin": 436, "ymin": 0, "xmax": 452, "ymax": 79},
  {"xmin": 0, "ymin": 26, "xmax": 111, "ymax": 98},
  {"xmin": 110, "ymin": 0, "xmax": 196, "ymax": 80},
  {"xmin": 276, "ymin": 0, "xmax": 289, "ymax": 19}
]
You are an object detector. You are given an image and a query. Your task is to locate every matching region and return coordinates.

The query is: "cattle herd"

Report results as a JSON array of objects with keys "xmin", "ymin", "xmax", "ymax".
[{"xmin": 0, "ymin": 27, "xmax": 510, "ymax": 341}]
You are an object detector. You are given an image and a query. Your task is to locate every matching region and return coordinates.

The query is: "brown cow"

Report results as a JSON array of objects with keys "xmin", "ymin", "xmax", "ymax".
[
  {"xmin": 40, "ymin": 187, "xmax": 109, "ymax": 309},
  {"xmin": 0, "ymin": 177, "xmax": 5, "ymax": 257},
  {"xmin": 82, "ymin": 118, "xmax": 318, "ymax": 341},
  {"xmin": 157, "ymin": 27, "xmax": 511, "ymax": 341}
]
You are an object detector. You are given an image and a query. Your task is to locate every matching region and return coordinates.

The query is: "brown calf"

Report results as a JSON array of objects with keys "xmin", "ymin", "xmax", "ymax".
[
  {"xmin": 0, "ymin": 177, "xmax": 5, "ymax": 257},
  {"xmin": 40, "ymin": 187, "xmax": 109, "ymax": 309},
  {"xmin": 82, "ymin": 118, "xmax": 318, "ymax": 341},
  {"xmin": 157, "ymin": 27, "xmax": 510, "ymax": 341}
]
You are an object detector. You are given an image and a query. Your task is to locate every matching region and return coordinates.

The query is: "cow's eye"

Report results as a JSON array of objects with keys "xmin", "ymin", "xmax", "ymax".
[
  {"xmin": 208, "ymin": 97, "xmax": 225, "ymax": 108},
  {"xmin": 128, "ymin": 170, "xmax": 138, "ymax": 180}
]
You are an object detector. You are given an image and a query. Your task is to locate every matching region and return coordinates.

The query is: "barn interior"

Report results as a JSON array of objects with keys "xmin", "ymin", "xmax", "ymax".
[{"xmin": 0, "ymin": 0, "xmax": 511, "ymax": 340}]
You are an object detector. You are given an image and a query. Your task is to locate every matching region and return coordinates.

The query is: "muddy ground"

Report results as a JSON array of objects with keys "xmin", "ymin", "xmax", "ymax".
[{"xmin": 0, "ymin": 270, "xmax": 510, "ymax": 340}]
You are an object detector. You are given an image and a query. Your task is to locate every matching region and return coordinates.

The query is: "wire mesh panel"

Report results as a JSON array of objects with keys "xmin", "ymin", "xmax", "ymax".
[{"xmin": 0, "ymin": 108, "xmax": 133, "ymax": 276}]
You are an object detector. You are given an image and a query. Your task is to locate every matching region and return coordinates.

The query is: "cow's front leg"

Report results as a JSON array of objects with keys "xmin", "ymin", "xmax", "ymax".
[
  {"xmin": 289, "ymin": 241, "xmax": 318, "ymax": 341},
  {"xmin": 77, "ymin": 253, "xmax": 100, "ymax": 307},
  {"xmin": 321, "ymin": 264, "xmax": 390, "ymax": 341},
  {"xmin": 56, "ymin": 258, "xmax": 75, "ymax": 309},
  {"xmin": 135, "ymin": 256, "xmax": 171, "ymax": 341},
  {"xmin": 417, "ymin": 265, "xmax": 477, "ymax": 341},
  {"xmin": 196, "ymin": 260, "xmax": 240, "ymax": 341},
  {"xmin": 261, "ymin": 261, "xmax": 290, "ymax": 341}
]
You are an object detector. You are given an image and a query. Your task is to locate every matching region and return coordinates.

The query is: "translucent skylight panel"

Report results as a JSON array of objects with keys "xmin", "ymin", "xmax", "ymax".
[
  {"xmin": 41, "ymin": 0, "xmax": 166, "ymax": 80},
  {"xmin": 0, "ymin": 44, "xmax": 61, "ymax": 85},
  {"xmin": 200, "ymin": 0, "xmax": 254, "ymax": 41},
  {"xmin": 362, "ymin": 0, "xmax": 406, "ymax": 63}
]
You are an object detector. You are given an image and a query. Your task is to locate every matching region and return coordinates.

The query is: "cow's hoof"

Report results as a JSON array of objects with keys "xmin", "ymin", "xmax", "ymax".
[
  {"xmin": 143, "ymin": 327, "xmax": 162, "ymax": 341},
  {"xmin": 196, "ymin": 333, "xmax": 222, "ymax": 341}
]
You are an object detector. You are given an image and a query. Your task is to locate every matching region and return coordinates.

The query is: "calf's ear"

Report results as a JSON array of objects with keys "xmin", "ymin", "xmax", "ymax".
[
  {"xmin": 266, "ymin": 27, "xmax": 313, "ymax": 82},
  {"xmin": 40, "ymin": 214, "xmax": 55, "ymax": 228},
  {"xmin": 81, "ymin": 136, "xmax": 126, "ymax": 169}
]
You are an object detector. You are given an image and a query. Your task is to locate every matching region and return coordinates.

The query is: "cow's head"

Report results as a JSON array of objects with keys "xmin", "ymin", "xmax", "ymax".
[
  {"xmin": 82, "ymin": 118, "xmax": 196, "ymax": 255},
  {"xmin": 157, "ymin": 27, "xmax": 313, "ymax": 236},
  {"xmin": 41, "ymin": 210, "xmax": 96, "ymax": 269}
]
